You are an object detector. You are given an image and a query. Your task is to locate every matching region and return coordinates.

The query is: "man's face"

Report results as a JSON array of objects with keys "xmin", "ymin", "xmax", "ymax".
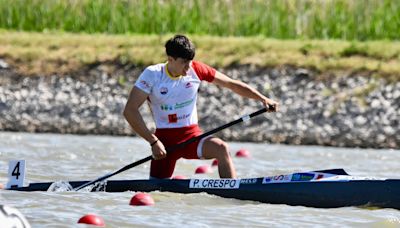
[{"xmin": 170, "ymin": 57, "xmax": 191, "ymax": 76}]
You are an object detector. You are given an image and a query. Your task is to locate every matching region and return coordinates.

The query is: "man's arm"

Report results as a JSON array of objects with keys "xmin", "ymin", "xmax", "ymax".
[
  {"xmin": 123, "ymin": 87, "xmax": 157, "ymax": 143},
  {"xmin": 123, "ymin": 87, "xmax": 166, "ymax": 159},
  {"xmin": 212, "ymin": 71, "xmax": 279, "ymax": 111}
]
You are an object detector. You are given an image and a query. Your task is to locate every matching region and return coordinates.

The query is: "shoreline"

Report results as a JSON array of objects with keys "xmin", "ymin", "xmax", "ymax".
[{"xmin": 0, "ymin": 63, "xmax": 398, "ymax": 149}]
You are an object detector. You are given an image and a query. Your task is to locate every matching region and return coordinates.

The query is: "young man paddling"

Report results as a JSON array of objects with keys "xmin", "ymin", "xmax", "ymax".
[{"xmin": 124, "ymin": 35, "xmax": 279, "ymax": 179}]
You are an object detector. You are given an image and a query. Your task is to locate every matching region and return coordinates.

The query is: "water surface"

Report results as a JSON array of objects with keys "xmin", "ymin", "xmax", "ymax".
[{"xmin": 1, "ymin": 132, "xmax": 399, "ymax": 227}]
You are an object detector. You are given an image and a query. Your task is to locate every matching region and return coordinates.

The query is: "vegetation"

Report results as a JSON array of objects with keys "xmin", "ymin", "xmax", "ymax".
[
  {"xmin": 0, "ymin": 0, "xmax": 398, "ymax": 80},
  {"xmin": 1, "ymin": 31, "xmax": 399, "ymax": 81},
  {"xmin": 0, "ymin": 0, "xmax": 399, "ymax": 40}
]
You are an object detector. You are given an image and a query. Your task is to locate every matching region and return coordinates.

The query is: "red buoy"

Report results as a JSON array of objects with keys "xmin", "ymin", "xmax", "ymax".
[
  {"xmin": 195, "ymin": 165, "xmax": 212, "ymax": 174},
  {"xmin": 172, "ymin": 175, "xmax": 187, "ymax": 179},
  {"xmin": 77, "ymin": 214, "xmax": 105, "ymax": 227},
  {"xmin": 129, "ymin": 192, "xmax": 155, "ymax": 206},
  {"xmin": 211, "ymin": 159, "xmax": 219, "ymax": 167},
  {"xmin": 235, "ymin": 149, "xmax": 251, "ymax": 158}
]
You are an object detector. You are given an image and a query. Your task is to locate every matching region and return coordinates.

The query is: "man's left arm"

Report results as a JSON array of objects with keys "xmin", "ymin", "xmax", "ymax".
[{"xmin": 212, "ymin": 71, "xmax": 279, "ymax": 112}]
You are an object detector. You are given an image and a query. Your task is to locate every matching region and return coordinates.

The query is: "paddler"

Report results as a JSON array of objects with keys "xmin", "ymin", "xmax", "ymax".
[{"xmin": 124, "ymin": 34, "xmax": 279, "ymax": 179}]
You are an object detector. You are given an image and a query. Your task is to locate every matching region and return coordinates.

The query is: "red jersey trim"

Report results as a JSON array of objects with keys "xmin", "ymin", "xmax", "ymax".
[{"xmin": 191, "ymin": 61, "xmax": 216, "ymax": 82}]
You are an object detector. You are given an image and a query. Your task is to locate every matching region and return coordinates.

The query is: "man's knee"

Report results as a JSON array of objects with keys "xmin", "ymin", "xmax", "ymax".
[
  {"xmin": 219, "ymin": 141, "xmax": 230, "ymax": 155},
  {"xmin": 203, "ymin": 138, "xmax": 231, "ymax": 159},
  {"xmin": 212, "ymin": 140, "xmax": 231, "ymax": 159}
]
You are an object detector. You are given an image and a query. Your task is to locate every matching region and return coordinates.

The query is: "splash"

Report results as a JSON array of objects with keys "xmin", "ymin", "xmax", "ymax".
[
  {"xmin": 47, "ymin": 180, "xmax": 108, "ymax": 192},
  {"xmin": 47, "ymin": 181, "xmax": 73, "ymax": 192},
  {"xmin": 74, "ymin": 181, "xmax": 108, "ymax": 192}
]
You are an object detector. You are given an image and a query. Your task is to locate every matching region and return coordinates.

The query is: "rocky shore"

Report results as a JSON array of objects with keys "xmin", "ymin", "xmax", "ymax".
[{"xmin": 0, "ymin": 61, "xmax": 398, "ymax": 149}]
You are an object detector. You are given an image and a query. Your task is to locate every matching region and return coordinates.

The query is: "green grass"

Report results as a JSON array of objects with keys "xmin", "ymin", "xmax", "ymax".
[
  {"xmin": 0, "ymin": 0, "xmax": 399, "ymax": 40},
  {"xmin": 1, "ymin": 31, "xmax": 399, "ymax": 82}
]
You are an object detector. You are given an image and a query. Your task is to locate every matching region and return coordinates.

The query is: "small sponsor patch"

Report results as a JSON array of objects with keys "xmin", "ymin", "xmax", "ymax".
[
  {"xmin": 291, "ymin": 173, "xmax": 315, "ymax": 182},
  {"xmin": 175, "ymin": 98, "xmax": 194, "ymax": 109},
  {"xmin": 160, "ymin": 98, "xmax": 194, "ymax": 111},
  {"xmin": 139, "ymin": 80, "xmax": 150, "ymax": 89},
  {"xmin": 168, "ymin": 114, "xmax": 177, "ymax": 123},
  {"xmin": 189, "ymin": 179, "xmax": 240, "ymax": 189},
  {"xmin": 263, "ymin": 177, "xmax": 272, "ymax": 183},
  {"xmin": 185, "ymin": 82, "xmax": 193, "ymax": 88},
  {"xmin": 240, "ymin": 178, "xmax": 258, "ymax": 184},
  {"xmin": 160, "ymin": 87, "xmax": 168, "ymax": 95},
  {"xmin": 262, "ymin": 175, "xmax": 291, "ymax": 184},
  {"xmin": 168, "ymin": 113, "xmax": 190, "ymax": 123},
  {"xmin": 161, "ymin": 104, "xmax": 174, "ymax": 111}
]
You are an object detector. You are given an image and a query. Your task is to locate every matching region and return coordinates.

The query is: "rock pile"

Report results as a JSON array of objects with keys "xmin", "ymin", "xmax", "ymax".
[{"xmin": 0, "ymin": 63, "xmax": 398, "ymax": 148}]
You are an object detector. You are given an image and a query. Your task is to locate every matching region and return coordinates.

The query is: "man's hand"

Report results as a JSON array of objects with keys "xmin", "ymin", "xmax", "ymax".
[
  {"xmin": 151, "ymin": 140, "xmax": 167, "ymax": 160},
  {"xmin": 262, "ymin": 98, "xmax": 279, "ymax": 112}
]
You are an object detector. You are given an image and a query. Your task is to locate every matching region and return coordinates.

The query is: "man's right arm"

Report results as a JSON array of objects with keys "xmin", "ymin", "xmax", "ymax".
[
  {"xmin": 123, "ymin": 87, "xmax": 158, "ymax": 143},
  {"xmin": 123, "ymin": 87, "xmax": 166, "ymax": 159}
]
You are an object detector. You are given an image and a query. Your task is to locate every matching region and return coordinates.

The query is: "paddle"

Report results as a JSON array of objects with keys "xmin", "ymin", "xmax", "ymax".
[{"xmin": 73, "ymin": 107, "xmax": 270, "ymax": 191}]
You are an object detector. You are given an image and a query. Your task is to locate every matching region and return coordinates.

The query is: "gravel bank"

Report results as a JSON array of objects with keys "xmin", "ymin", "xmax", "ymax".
[{"xmin": 0, "ymin": 62, "xmax": 398, "ymax": 149}]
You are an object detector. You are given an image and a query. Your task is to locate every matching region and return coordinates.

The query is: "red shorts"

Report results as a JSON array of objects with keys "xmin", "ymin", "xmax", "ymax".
[{"xmin": 150, "ymin": 124, "xmax": 204, "ymax": 179}]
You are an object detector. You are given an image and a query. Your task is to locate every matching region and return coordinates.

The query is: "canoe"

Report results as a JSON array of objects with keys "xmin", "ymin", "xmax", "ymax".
[{"xmin": 7, "ymin": 169, "xmax": 400, "ymax": 210}]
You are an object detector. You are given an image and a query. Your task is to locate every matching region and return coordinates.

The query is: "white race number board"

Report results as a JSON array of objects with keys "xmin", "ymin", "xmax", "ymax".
[{"xmin": 6, "ymin": 160, "xmax": 26, "ymax": 188}]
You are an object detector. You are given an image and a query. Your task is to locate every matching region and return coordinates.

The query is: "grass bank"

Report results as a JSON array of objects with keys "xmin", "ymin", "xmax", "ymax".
[
  {"xmin": 0, "ymin": 31, "xmax": 399, "ymax": 81},
  {"xmin": 0, "ymin": 0, "xmax": 399, "ymax": 40}
]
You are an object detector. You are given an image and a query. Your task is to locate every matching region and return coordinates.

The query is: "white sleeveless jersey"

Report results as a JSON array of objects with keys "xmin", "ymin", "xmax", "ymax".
[{"xmin": 134, "ymin": 61, "xmax": 216, "ymax": 129}]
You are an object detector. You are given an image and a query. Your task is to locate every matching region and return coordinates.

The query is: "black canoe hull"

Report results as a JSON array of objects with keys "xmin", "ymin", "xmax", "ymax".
[{"xmin": 8, "ymin": 178, "xmax": 400, "ymax": 210}]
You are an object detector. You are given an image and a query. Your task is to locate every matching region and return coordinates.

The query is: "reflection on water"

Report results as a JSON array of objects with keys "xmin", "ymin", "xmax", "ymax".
[{"xmin": 0, "ymin": 132, "xmax": 399, "ymax": 227}]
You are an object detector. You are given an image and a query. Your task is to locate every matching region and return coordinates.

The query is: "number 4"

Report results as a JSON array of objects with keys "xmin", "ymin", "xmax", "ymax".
[
  {"xmin": 12, "ymin": 161, "xmax": 21, "ymax": 180},
  {"xmin": 7, "ymin": 160, "xmax": 26, "ymax": 188}
]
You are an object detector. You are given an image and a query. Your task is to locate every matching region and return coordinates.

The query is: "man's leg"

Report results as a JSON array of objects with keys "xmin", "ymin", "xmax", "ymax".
[
  {"xmin": 201, "ymin": 137, "xmax": 237, "ymax": 178},
  {"xmin": 149, "ymin": 156, "xmax": 177, "ymax": 179}
]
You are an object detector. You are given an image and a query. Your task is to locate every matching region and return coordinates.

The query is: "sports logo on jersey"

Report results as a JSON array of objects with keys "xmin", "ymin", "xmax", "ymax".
[
  {"xmin": 160, "ymin": 98, "xmax": 194, "ymax": 112},
  {"xmin": 168, "ymin": 113, "xmax": 190, "ymax": 123},
  {"xmin": 139, "ymin": 80, "xmax": 150, "ymax": 89},
  {"xmin": 168, "ymin": 114, "xmax": 178, "ymax": 123},
  {"xmin": 161, "ymin": 104, "xmax": 173, "ymax": 111},
  {"xmin": 175, "ymin": 98, "xmax": 194, "ymax": 109},
  {"xmin": 160, "ymin": 87, "xmax": 168, "ymax": 95},
  {"xmin": 185, "ymin": 82, "xmax": 193, "ymax": 88}
]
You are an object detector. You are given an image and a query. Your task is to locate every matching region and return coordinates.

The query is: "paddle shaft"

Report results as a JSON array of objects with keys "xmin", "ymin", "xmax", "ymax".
[{"xmin": 73, "ymin": 107, "xmax": 268, "ymax": 191}]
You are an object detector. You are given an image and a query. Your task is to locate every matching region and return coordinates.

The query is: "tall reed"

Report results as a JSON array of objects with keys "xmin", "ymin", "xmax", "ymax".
[{"xmin": 0, "ymin": 0, "xmax": 399, "ymax": 40}]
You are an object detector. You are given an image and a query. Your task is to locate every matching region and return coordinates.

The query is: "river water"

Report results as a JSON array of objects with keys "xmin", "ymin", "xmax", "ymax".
[{"xmin": 0, "ymin": 132, "xmax": 399, "ymax": 227}]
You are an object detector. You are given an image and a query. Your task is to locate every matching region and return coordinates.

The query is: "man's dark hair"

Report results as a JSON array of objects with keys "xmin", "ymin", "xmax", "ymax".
[{"xmin": 165, "ymin": 35, "xmax": 195, "ymax": 60}]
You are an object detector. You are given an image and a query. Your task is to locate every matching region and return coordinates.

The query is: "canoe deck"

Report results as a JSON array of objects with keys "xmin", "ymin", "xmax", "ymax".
[{"xmin": 7, "ymin": 169, "xmax": 400, "ymax": 210}]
